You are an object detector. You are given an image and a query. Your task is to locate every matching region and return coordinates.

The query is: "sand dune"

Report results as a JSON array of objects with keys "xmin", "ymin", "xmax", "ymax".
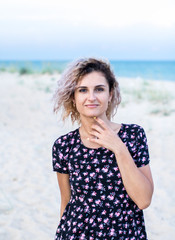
[{"xmin": 0, "ymin": 72, "xmax": 175, "ymax": 239}]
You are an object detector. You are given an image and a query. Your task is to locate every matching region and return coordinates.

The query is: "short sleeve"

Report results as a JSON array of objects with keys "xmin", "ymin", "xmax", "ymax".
[
  {"xmin": 135, "ymin": 126, "xmax": 150, "ymax": 168},
  {"xmin": 52, "ymin": 140, "xmax": 69, "ymax": 174}
]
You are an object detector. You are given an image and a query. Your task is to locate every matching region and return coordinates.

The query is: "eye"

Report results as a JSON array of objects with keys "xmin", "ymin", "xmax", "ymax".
[
  {"xmin": 79, "ymin": 88, "xmax": 87, "ymax": 93},
  {"xmin": 95, "ymin": 87, "xmax": 104, "ymax": 92}
]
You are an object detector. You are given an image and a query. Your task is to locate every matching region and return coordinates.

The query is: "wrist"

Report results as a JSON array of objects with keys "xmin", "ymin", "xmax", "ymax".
[{"xmin": 113, "ymin": 140, "xmax": 128, "ymax": 158}]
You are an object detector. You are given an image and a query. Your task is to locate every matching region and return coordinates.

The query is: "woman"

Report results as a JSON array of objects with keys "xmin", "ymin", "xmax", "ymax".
[{"xmin": 52, "ymin": 58, "xmax": 154, "ymax": 240}]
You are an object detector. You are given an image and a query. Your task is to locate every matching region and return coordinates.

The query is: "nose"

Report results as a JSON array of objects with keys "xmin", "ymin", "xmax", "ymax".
[{"xmin": 88, "ymin": 91, "xmax": 96, "ymax": 101}]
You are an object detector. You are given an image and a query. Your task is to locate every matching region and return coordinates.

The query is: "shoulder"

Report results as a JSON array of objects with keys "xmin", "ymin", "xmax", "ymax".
[
  {"xmin": 53, "ymin": 128, "xmax": 79, "ymax": 148},
  {"xmin": 122, "ymin": 123, "xmax": 145, "ymax": 133},
  {"xmin": 121, "ymin": 123, "xmax": 148, "ymax": 142}
]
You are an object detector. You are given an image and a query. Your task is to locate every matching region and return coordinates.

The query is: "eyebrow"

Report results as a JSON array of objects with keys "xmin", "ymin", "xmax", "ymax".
[{"xmin": 76, "ymin": 84, "xmax": 106, "ymax": 89}]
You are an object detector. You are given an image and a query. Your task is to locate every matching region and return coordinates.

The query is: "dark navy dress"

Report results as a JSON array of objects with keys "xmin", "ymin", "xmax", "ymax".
[{"xmin": 52, "ymin": 123, "xmax": 150, "ymax": 240}]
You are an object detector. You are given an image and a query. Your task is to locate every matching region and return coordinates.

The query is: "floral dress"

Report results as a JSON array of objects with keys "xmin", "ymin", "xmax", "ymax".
[{"xmin": 52, "ymin": 123, "xmax": 150, "ymax": 240}]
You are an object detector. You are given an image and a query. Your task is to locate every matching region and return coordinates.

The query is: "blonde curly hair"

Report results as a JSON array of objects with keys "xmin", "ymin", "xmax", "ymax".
[{"xmin": 53, "ymin": 58, "xmax": 121, "ymax": 123}]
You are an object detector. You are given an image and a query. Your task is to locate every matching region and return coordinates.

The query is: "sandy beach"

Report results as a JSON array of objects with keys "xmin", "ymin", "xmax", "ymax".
[{"xmin": 0, "ymin": 72, "xmax": 175, "ymax": 240}]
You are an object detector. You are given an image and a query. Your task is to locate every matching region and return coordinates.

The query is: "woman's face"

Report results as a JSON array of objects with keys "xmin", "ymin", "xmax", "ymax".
[{"xmin": 74, "ymin": 71, "xmax": 112, "ymax": 119}]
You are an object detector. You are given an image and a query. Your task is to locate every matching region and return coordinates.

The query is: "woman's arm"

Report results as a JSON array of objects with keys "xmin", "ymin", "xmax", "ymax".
[
  {"xmin": 89, "ymin": 118, "xmax": 154, "ymax": 209},
  {"xmin": 56, "ymin": 172, "xmax": 71, "ymax": 218},
  {"xmin": 113, "ymin": 143, "xmax": 154, "ymax": 209}
]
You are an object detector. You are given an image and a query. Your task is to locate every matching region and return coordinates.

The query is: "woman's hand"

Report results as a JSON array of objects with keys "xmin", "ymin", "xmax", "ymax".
[
  {"xmin": 89, "ymin": 117, "xmax": 154, "ymax": 210},
  {"xmin": 88, "ymin": 117, "xmax": 123, "ymax": 153}
]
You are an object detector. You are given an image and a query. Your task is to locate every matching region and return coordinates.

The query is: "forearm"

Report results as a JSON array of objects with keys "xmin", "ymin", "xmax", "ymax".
[
  {"xmin": 114, "ymin": 143, "xmax": 153, "ymax": 209},
  {"xmin": 60, "ymin": 198, "xmax": 70, "ymax": 219}
]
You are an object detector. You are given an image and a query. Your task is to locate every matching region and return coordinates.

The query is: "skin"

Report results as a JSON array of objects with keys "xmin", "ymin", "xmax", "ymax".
[{"xmin": 57, "ymin": 71, "xmax": 154, "ymax": 219}]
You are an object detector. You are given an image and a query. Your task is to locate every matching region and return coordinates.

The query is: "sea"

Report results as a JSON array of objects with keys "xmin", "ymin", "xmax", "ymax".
[{"xmin": 0, "ymin": 60, "xmax": 175, "ymax": 81}]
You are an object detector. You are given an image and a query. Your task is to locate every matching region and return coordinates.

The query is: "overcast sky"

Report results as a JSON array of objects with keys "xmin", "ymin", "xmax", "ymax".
[{"xmin": 0, "ymin": 0, "xmax": 175, "ymax": 60}]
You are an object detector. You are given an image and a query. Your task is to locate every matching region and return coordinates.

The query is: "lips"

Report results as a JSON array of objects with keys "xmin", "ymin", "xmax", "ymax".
[{"xmin": 85, "ymin": 104, "xmax": 99, "ymax": 108}]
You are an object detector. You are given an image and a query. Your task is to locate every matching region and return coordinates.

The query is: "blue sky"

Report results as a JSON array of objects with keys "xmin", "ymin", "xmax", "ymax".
[{"xmin": 0, "ymin": 0, "xmax": 175, "ymax": 60}]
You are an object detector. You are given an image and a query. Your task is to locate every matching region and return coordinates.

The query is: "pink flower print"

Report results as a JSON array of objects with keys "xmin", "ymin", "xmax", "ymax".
[
  {"xmin": 108, "ymin": 194, "xmax": 114, "ymax": 201},
  {"xmin": 83, "ymin": 148, "xmax": 88, "ymax": 152},
  {"xmin": 117, "ymin": 180, "xmax": 122, "ymax": 184},
  {"xmin": 108, "ymin": 172, "xmax": 114, "ymax": 177},
  {"xmin": 105, "ymin": 202, "xmax": 110, "ymax": 208},
  {"xmin": 102, "ymin": 209, "xmax": 107, "ymax": 215},
  {"xmin": 127, "ymin": 210, "xmax": 132, "ymax": 215},
  {"xmin": 97, "ymin": 217, "xmax": 102, "ymax": 222},
  {"xmin": 89, "ymin": 150, "xmax": 95, "ymax": 154},
  {"xmin": 78, "ymin": 222, "xmax": 83, "ymax": 228},
  {"xmin": 117, "ymin": 172, "xmax": 121, "ymax": 178},
  {"xmin": 124, "ymin": 223, "xmax": 128, "ymax": 228},
  {"xmin": 72, "ymin": 227, "xmax": 77, "ymax": 233},
  {"xmin": 78, "ymin": 213, "xmax": 83, "ymax": 219},
  {"xmin": 84, "ymin": 218, "xmax": 89, "ymax": 223},
  {"xmin": 92, "ymin": 222, "xmax": 97, "ymax": 227},
  {"xmin": 112, "ymin": 219, "xmax": 116, "ymax": 224},
  {"xmin": 99, "ymin": 175, "xmax": 103, "ymax": 179},
  {"xmin": 97, "ymin": 182, "xmax": 103, "ymax": 190},
  {"xmin": 99, "ymin": 223, "xmax": 104, "ymax": 229},
  {"xmin": 88, "ymin": 198, "xmax": 93, "ymax": 203},
  {"xmin": 90, "ymin": 172, "xmax": 96, "ymax": 178},
  {"xmin": 108, "ymin": 185, "xmax": 113, "ymax": 190},
  {"xmin": 59, "ymin": 152, "xmax": 63, "ymax": 158},
  {"xmin": 102, "ymin": 166, "xmax": 108, "ymax": 173},
  {"xmin": 102, "ymin": 158, "xmax": 107, "ymax": 163},
  {"xmin": 97, "ymin": 231, "xmax": 103, "ymax": 237},
  {"xmin": 92, "ymin": 191, "xmax": 97, "ymax": 196},
  {"xmin": 84, "ymin": 185, "xmax": 89, "ymax": 190},
  {"xmin": 101, "ymin": 195, "xmax": 105, "ymax": 200},
  {"xmin": 113, "ymin": 167, "xmax": 119, "ymax": 171},
  {"xmin": 83, "ymin": 171, "xmax": 88, "ymax": 176},
  {"xmin": 77, "ymin": 176, "xmax": 82, "ymax": 181},
  {"xmin": 119, "ymin": 194, "xmax": 124, "ymax": 199},
  {"xmin": 87, "ymin": 165, "xmax": 92, "ymax": 170},
  {"xmin": 73, "ymin": 147, "xmax": 78, "ymax": 152},
  {"xmin": 109, "ymin": 228, "xmax": 116, "ymax": 236},
  {"xmin": 70, "ymin": 236, "xmax": 74, "ymax": 240},
  {"xmin": 76, "ymin": 152, "xmax": 81, "ymax": 156},
  {"xmin": 84, "ymin": 154, "xmax": 88, "ymax": 158},
  {"xmin": 84, "ymin": 206, "xmax": 89, "ymax": 212},
  {"xmin": 115, "ymin": 210, "xmax": 121, "ymax": 217},
  {"xmin": 124, "ymin": 216, "xmax": 128, "ymax": 221},
  {"xmin": 80, "ymin": 233, "xmax": 86, "ymax": 240},
  {"xmin": 95, "ymin": 199, "xmax": 101, "ymax": 205},
  {"xmin": 114, "ymin": 199, "xmax": 119, "ymax": 205},
  {"xmin": 65, "ymin": 147, "xmax": 70, "ymax": 152},
  {"xmin": 85, "ymin": 177, "xmax": 90, "ymax": 183},
  {"xmin": 92, "ymin": 208, "xmax": 96, "ymax": 213},
  {"xmin": 109, "ymin": 212, "xmax": 114, "ymax": 218},
  {"xmin": 79, "ymin": 196, "xmax": 84, "ymax": 202},
  {"xmin": 95, "ymin": 168, "xmax": 100, "ymax": 173},
  {"xmin": 92, "ymin": 158, "xmax": 99, "ymax": 164},
  {"xmin": 104, "ymin": 218, "xmax": 109, "ymax": 224},
  {"xmin": 89, "ymin": 218, "xmax": 94, "ymax": 224}
]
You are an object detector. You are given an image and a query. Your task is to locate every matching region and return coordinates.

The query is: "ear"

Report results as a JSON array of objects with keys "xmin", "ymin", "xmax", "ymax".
[{"xmin": 109, "ymin": 90, "xmax": 113, "ymax": 102}]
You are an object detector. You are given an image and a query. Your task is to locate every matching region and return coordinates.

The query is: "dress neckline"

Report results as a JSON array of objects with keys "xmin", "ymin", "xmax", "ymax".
[{"xmin": 77, "ymin": 123, "xmax": 124, "ymax": 150}]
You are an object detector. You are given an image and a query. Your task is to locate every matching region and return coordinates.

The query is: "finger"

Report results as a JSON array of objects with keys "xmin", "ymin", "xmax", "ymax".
[
  {"xmin": 95, "ymin": 117, "xmax": 108, "ymax": 130},
  {"xmin": 88, "ymin": 137, "xmax": 101, "ymax": 145},
  {"xmin": 91, "ymin": 125, "xmax": 104, "ymax": 133},
  {"xmin": 89, "ymin": 130, "xmax": 101, "ymax": 138}
]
